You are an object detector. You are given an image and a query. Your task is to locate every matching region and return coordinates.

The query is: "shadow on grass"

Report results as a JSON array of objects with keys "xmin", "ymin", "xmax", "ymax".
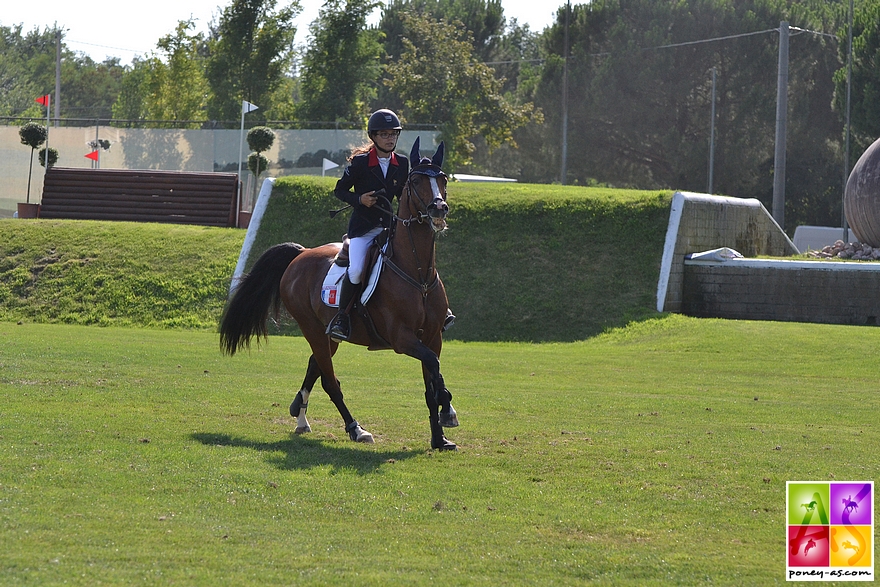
[{"xmin": 190, "ymin": 432, "xmax": 420, "ymax": 474}]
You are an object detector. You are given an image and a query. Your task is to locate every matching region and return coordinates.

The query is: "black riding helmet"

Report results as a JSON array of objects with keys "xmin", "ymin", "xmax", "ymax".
[{"xmin": 367, "ymin": 109, "xmax": 402, "ymax": 134}]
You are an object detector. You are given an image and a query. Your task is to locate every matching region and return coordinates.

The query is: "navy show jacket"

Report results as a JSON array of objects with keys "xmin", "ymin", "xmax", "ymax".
[{"xmin": 333, "ymin": 147, "xmax": 409, "ymax": 238}]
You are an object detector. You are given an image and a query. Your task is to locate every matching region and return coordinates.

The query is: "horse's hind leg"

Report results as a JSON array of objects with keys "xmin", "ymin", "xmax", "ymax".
[
  {"xmin": 318, "ymin": 371, "xmax": 375, "ymax": 444},
  {"xmin": 290, "ymin": 355, "xmax": 321, "ymax": 434},
  {"xmin": 298, "ymin": 321, "xmax": 374, "ymax": 444}
]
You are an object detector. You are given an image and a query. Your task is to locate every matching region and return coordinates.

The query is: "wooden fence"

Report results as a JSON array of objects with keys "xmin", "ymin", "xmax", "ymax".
[{"xmin": 39, "ymin": 168, "xmax": 239, "ymax": 227}]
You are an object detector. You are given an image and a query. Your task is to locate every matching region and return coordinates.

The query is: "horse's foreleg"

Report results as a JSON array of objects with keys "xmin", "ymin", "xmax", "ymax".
[
  {"xmin": 413, "ymin": 344, "xmax": 458, "ymax": 451},
  {"xmin": 290, "ymin": 355, "xmax": 321, "ymax": 434},
  {"xmin": 425, "ymin": 370, "xmax": 458, "ymax": 428}
]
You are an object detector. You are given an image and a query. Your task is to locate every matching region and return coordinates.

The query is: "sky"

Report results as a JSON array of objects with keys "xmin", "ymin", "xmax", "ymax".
[{"xmin": 2, "ymin": 0, "xmax": 562, "ymax": 64}]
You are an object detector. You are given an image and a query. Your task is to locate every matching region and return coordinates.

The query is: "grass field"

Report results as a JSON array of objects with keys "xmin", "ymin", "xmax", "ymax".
[
  {"xmin": 2, "ymin": 316, "xmax": 878, "ymax": 585},
  {"xmin": 0, "ymin": 220, "xmax": 243, "ymax": 329}
]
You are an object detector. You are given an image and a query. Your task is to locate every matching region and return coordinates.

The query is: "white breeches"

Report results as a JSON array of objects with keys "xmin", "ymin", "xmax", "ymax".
[{"xmin": 348, "ymin": 226, "xmax": 383, "ymax": 284}]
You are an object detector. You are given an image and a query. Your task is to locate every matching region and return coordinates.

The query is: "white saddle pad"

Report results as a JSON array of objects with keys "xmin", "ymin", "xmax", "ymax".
[{"xmin": 321, "ymin": 243, "xmax": 385, "ymax": 307}]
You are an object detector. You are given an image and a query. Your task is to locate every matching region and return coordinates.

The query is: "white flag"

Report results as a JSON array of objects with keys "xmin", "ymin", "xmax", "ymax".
[
  {"xmin": 322, "ymin": 158, "xmax": 339, "ymax": 171},
  {"xmin": 242, "ymin": 100, "xmax": 259, "ymax": 114}
]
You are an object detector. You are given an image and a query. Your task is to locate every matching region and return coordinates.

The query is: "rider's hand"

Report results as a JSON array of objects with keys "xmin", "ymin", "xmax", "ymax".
[{"xmin": 359, "ymin": 191, "xmax": 378, "ymax": 207}]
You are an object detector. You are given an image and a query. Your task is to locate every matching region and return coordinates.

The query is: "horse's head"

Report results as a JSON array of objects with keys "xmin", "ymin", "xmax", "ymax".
[{"xmin": 405, "ymin": 138, "xmax": 449, "ymax": 233}]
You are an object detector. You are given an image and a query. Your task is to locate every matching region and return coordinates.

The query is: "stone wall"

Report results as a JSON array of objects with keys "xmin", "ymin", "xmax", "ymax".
[
  {"xmin": 682, "ymin": 259, "xmax": 880, "ymax": 326},
  {"xmin": 657, "ymin": 192, "xmax": 799, "ymax": 313}
]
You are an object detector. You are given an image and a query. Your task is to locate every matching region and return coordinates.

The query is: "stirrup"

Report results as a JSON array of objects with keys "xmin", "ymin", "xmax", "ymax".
[
  {"xmin": 442, "ymin": 310, "xmax": 455, "ymax": 332},
  {"xmin": 327, "ymin": 313, "xmax": 350, "ymax": 342}
]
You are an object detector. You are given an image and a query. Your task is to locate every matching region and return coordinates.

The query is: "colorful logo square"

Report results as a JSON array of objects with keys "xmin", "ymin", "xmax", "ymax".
[
  {"xmin": 788, "ymin": 525, "xmax": 829, "ymax": 567},
  {"xmin": 830, "ymin": 525, "xmax": 872, "ymax": 568},
  {"xmin": 787, "ymin": 481, "xmax": 874, "ymax": 582},
  {"xmin": 830, "ymin": 483, "xmax": 872, "ymax": 526}
]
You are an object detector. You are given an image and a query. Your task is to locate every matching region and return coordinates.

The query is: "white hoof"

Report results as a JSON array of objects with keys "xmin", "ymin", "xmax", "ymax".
[
  {"xmin": 347, "ymin": 421, "xmax": 374, "ymax": 443},
  {"xmin": 439, "ymin": 404, "xmax": 459, "ymax": 428},
  {"xmin": 355, "ymin": 429, "xmax": 375, "ymax": 444}
]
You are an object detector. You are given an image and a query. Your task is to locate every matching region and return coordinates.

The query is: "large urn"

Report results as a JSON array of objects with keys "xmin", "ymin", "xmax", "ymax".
[{"xmin": 845, "ymin": 137, "xmax": 880, "ymax": 246}]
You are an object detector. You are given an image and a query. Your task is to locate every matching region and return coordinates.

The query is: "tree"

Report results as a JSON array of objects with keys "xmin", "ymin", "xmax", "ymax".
[
  {"xmin": 834, "ymin": 0, "xmax": 880, "ymax": 158},
  {"xmin": 377, "ymin": 0, "xmax": 507, "ymax": 112},
  {"xmin": 379, "ymin": 0, "xmax": 505, "ymax": 63},
  {"xmin": 39, "ymin": 147, "xmax": 59, "ymax": 168},
  {"xmin": 466, "ymin": 18, "xmax": 547, "ymax": 178},
  {"xmin": 248, "ymin": 152, "xmax": 270, "ymax": 177},
  {"xmin": 527, "ymin": 0, "xmax": 844, "ymax": 227},
  {"xmin": 246, "ymin": 126, "xmax": 275, "ymax": 203},
  {"xmin": 0, "ymin": 24, "xmax": 43, "ymax": 117},
  {"xmin": 111, "ymin": 20, "xmax": 207, "ymax": 126},
  {"xmin": 0, "ymin": 24, "xmax": 126, "ymax": 120},
  {"xmin": 60, "ymin": 55, "xmax": 126, "ymax": 119},
  {"xmin": 111, "ymin": 57, "xmax": 152, "ymax": 122},
  {"xmin": 385, "ymin": 11, "xmax": 537, "ymax": 172},
  {"xmin": 19, "ymin": 122, "xmax": 47, "ymax": 204},
  {"xmin": 297, "ymin": 0, "xmax": 384, "ymax": 124},
  {"xmin": 205, "ymin": 0, "xmax": 300, "ymax": 124}
]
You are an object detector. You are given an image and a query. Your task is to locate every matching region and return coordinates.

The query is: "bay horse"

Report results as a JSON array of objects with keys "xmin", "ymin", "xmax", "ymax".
[{"xmin": 220, "ymin": 139, "xmax": 458, "ymax": 450}]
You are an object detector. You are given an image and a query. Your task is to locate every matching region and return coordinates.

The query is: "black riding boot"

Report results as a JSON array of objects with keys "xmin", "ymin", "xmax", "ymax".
[{"xmin": 328, "ymin": 275, "xmax": 359, "ymax": 342}]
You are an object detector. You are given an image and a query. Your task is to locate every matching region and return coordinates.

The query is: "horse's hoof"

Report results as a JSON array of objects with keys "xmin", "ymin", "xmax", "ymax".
[
  {"xmin": 295, "ymin": 425, "xmax": 311, "ymax": 434},
  {"xmin": 431, "ymin": 437, "xmax": 457, "ymax": 451},
  {"xmin": 353, "ymin": 428, "xmax": 374, "ymax": 443},
  {"xmin": 346, "ymin": 421, "xmax": 374, "ymax": 444},
  {"xmin": 439, "ymin": 404, "xmax": 459, "ymax": 428}
]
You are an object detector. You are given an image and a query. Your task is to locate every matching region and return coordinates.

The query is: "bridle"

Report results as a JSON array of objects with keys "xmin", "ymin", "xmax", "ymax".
[
  {"xmin": 373, "ymin": 166, "xmax": 448, "ymax": 228},
  {"xmin": 376, "ymin": 165, "xmax": 449, "ymax": 296}
]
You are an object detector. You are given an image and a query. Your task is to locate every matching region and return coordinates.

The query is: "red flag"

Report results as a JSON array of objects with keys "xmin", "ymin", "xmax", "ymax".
[
  {"xmin": 35, "ymin": 94, "xmax": 50, "ymax": 107},
  {"xmin": 85, "ymin": 150, "xmax": 99, "ymax": 161}
]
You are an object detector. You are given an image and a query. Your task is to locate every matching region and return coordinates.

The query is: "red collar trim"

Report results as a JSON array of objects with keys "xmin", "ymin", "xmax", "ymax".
[{"xmin": 368, "ymin": 147, "xmax": 398, "ymax": 167}]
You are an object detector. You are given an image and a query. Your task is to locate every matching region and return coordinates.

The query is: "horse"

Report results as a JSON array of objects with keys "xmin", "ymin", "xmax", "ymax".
[{"xmin": 219, "ymin": 139, "xmax": 459, "ymax": 450}]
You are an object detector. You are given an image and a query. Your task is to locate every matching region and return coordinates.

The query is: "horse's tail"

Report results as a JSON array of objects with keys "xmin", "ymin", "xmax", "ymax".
[{"xmin": 220, "ymin": 242, "xmax": 305, "ymax": 356}]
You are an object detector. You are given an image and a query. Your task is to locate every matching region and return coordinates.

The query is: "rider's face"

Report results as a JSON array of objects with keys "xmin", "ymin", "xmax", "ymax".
[{"xmin": 372, "ymin": 130, "xmax": 399, "ymax": 153}]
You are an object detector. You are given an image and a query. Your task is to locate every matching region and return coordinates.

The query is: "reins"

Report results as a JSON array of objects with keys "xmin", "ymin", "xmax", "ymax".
[{"xmin": 376, "ymin": 172, "xmax": 444, "ymax": 297}]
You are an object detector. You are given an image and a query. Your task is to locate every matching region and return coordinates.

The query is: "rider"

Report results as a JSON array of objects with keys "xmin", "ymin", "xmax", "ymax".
[{"xmin": 327, "ymin": 109, "xmax": 410, "ymax": 342}]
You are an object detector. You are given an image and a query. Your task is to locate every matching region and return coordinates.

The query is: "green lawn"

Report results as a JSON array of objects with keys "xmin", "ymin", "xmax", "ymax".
[
  {"xmin": 0, "ymin": 219, "xmax": 243, "ymax": 329},
  {"xmin": 2, "ymin": 315, "xmax": 877, "ymax": 585}
]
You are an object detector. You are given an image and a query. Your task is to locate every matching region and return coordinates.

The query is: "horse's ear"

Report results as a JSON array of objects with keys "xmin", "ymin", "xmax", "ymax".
[
  {"xmin": 409, "ymin": 136, "xmax": 421, "ymax": 164},
  {"xmin": 432, "ymin": 142, "xmax": 444, "ymax": 168}
]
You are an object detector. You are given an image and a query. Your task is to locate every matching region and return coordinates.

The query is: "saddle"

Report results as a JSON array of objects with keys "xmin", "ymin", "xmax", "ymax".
[{"xmin": 321, "ymin": 231, "xmax": 390, "ymax": 308}]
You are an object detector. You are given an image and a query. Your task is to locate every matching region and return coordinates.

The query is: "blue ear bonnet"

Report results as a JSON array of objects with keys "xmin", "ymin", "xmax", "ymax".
[{"xmin": 409, "ymin": 137, "xmax": 446, "ymax": 177}]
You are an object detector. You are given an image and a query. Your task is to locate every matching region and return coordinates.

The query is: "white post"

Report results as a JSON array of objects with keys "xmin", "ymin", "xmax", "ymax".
[
  {"xmin": 44, "ymin": 95, "xmax": 51, "ymax": 191},
  {"xmin": 237, "ymin": 109, "xmax": 246, "ymax": 227},
  {"xmin": 772, "ymin": 21, "xmax": 789, "ymax": 229},
  {"xmin": 708, "ymin": 67, "xmax": 716, "ymax": 195},
  {"xmin": 54, "ymin": 30, "xmax": 61, "ymax": 127},
  {"xmin": 236, "ymin": 101, "xmax": 258, "ymax": 228}
]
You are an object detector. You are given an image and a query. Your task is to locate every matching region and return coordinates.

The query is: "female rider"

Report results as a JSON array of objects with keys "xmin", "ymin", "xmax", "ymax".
[{"xmin": 327, "ymin": 109, "xmax": 410, "ymax": 342}]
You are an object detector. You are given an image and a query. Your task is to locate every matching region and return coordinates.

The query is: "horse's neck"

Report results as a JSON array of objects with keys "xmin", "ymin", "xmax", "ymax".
[{"xmin": 391, "ymin": 220, "xmax": 436, "ymax": 274}]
